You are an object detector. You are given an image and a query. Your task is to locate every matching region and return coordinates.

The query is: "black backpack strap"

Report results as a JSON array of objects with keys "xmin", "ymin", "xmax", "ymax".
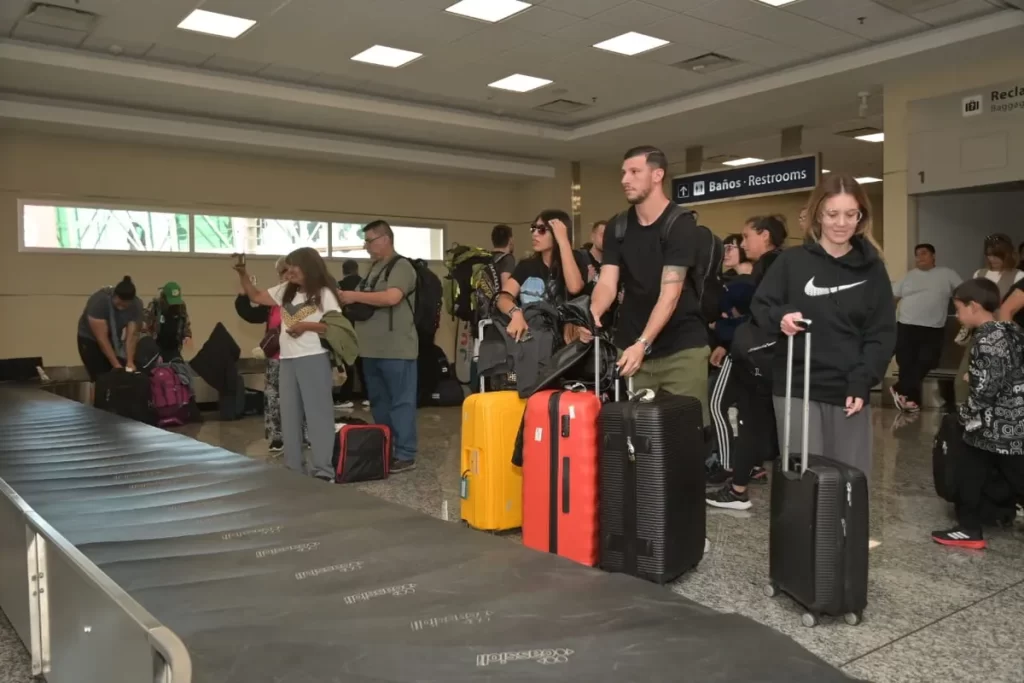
[{"xmin": 613, "ymin": 205, "xmax": 693, "ymax": 245}]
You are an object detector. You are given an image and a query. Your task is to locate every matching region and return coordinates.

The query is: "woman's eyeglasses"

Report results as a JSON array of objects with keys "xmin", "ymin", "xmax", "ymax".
[{"xmin": 530, "ymin": 224, "xmax": 548, "ymax": 235}]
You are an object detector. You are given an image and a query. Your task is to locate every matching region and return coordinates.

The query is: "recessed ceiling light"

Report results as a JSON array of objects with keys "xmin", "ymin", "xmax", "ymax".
[
  {"xmin": 351, "ymin": 45, "xmax": 422, "ymax": 68},
  {"xmin": 855, "ymin": 176, "xmax": 883, "ymax": 184},
  {"xmin": 721, "ymin": 157, "xmax": 764, "ymax": 167},
  {"xmin": 754, "ymin": 0, "xmax": 801, "ymax": 6},
  {"xmin": 855, "ymin": 132, "xmax": 885, "ymax": 143},
  {"xmin": 822, "ymin": 169, "xmax": 831, "ymax": 173},
  {"xmin": 593, "ymin": 32, "xmax": 669, "ymax": 56},
  {"xmin": 177, "ymin": 9, "xmax": 256, "ymax": 39},
  {"xmin": 488, "ymin": 73, "xmax": 552, "ymax": 93},
  {"xmin": 446, "ymin": 0, "xmax": 531, "ymax": 23}
]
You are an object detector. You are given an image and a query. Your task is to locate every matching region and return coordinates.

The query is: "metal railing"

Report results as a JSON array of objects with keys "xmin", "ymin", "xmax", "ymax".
[{"xmin": 0, "ymin": 478, "xmax": 191, "ymax": 683}]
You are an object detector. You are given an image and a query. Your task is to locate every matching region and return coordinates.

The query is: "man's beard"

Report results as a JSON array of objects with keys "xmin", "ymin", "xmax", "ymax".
[{"xmin": 626, "ymin": 186, "xmax": 650, "ymax": 205}]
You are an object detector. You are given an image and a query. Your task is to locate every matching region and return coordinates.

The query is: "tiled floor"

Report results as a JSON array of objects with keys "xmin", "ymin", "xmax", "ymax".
[{"xmin": 2, "ymin": 404, "xmax": 1023, "ymax": 682}]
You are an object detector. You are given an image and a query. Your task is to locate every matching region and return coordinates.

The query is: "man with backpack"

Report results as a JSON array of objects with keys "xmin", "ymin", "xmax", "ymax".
[
  {"xmin": 337, "ymin": 220, "xmax": 425, "ymax": 473},
  {"xmin": 587, "ymin": 145, "xmax": 713, "ymax": 424}
]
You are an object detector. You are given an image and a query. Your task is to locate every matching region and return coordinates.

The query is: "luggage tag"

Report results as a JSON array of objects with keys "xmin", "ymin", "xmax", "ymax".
[{"xmin": 460, "ymin": 470, "xmax": 469, "ymax": 499}]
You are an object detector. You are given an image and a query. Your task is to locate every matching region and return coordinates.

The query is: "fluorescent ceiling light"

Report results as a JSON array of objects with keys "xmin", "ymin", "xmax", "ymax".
[
  {"xmin": 593, "ymin": 32, "xmax": 669, "ymax": 56},
  {"xmin": 721, "ymin": 157, "xmax": 764, "ymax": 167},
  {"xmin": 446, "ymin": 0, "xmax": 531, "ymax": 23},
  {"xmin": 351, "ymin": 45, "xmax": 422, "ymax": 68},
  {"xmin": 488, "ymin": 73, "xmax": 552, "ymax": 93},
  {"xmin": 855, "ymin": 132, "xmax": 885, "ymax": 143},
  {"xmin": 855, "ymin": 176, "xmax": 883, "ymax": 184},
  {"xmin": 754, "ymin": 0, "xmax": 801, "ymax": 6},
  {"xmin": 177, "ymin": 9, "xmax": 256, "ymax": 38},
  {"xmin": 822, "ymin": 169, "xmax": 831, "ymax": 173}
]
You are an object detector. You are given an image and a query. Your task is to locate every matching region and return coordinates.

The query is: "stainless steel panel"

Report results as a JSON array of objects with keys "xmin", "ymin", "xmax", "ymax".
[{"xmin": 0, "ymin": 487, "xmax": 32, "ymax": 655}]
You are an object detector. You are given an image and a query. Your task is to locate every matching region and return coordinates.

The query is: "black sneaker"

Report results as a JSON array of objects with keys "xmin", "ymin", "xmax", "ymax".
[
  {"xmin": 706, "ymin": 465, "xmax": 732, "ymax": 487},
  {"xmin": 390, "ymin": 458, "xmax": 417, "ymax": 474},
  {"xmin": 706, "ymin": 485, "xmax": 752, "ymax": 510},
  {"xmin": 268, "ymin": 440, "xmax": 283, "ymax": 452},
  {"xmin": 749, "ymin": 466, "xmax": 768, "ymax": 484},
  {"xmin": 931, "ymin": 527, "xmax": 986, "ymax": 550}
]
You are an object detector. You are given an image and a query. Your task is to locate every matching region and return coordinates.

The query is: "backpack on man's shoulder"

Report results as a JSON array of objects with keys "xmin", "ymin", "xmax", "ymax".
[
  {"xmin": 610, "ymin": 205, "xmax": 724, "ymax": 323},
  {"xmin": 388, "ymin": 256, "xmax": 442, "ymax": 343}
]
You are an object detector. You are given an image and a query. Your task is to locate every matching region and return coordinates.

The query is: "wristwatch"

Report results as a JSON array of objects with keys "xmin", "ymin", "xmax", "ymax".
[
  {"xmin": 636, "ymin": 336, "xmax": 652, "ymax": 356},
  {"xmin": 509, "ymin": 305, "xmax": 522, "ymax": 316}
]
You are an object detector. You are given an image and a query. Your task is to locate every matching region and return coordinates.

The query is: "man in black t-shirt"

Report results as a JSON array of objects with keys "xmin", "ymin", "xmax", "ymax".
[
  {"xmin": 491, "ymin": 224, "xmax": 516, "ymax": 290},
  {"xmin": 588, "ymin": 145, "xmax": 711, "ymax": 423}
]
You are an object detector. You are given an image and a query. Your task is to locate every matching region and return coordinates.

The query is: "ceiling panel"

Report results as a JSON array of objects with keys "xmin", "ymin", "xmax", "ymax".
[
  {"xmin": 651, "ymin": 12, "xmax": 750, "ymax": 51},
  {"xmin": 43, "ymin": 0, "xmax": 125, "ymax": 14},
  {"xmin": 504, "ymin": 6, "xmax": 585, "ymax": 34},
  {"xmin": 912, "ymin": 0, "xmax": 1000, "ymax": 26},
  {"xmin": 641, "ymin": 0, "xmax": 717, "ymax": 11},
  {"xmin": 88, "ymin": 0, "xmax": 209, "ymax": 44},
  {"xmin": 786, "ymin": 0, "xmax": 929, "ymax": 42},
  {"xmin": 80, "ymin": 36, "xmax": 154, "ymax": 56},
  {"xmin": 548, "ymin": 17, "xmax": 646, "ymax": 46},
  {"xmin": 721, "ymin": 36, "xmax": 812, "ymax": 68},
  {"xmin": 539, "ymin": 0, "xmax": 631, "ymax": 19},
  {"xmin": 432, "ymin": 23, "xmax": 538, "ymax": 60},
  {"xmin": 204, "ymin": 55, "xmax": 270, "ymax": 75},
  {"xmin": 1, "ymin": 0, "xmax": 32, "ymax": 23},
  {"xmin": 685, "ymin": 0, "xmax": 774, "ymax": 26},
  {"xmin": 198, "ymin": 0, "xmax": 296, "ymax": 21},
  {"xmin": 11, "ymin": 22, "xmax": 85, "ymax": 48},
  {"xmin": 590, "ymin": 1, "xmax": 678, "ymax": 28},
  {"xmin": 144, "ymin": 44, "xmax": 214, "ymax": 67},
  {"xmin": 257, "ymin": 64, "xmax": 318, "ymax": 85},
  {"xmin": 727, "ymin": 13, "xmax": 867, "ymax": 55}
]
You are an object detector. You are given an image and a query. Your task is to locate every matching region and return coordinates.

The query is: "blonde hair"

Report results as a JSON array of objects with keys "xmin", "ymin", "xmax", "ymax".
[{"xmin": 804, "ymin": 173, "xmax": 882, "ymax": 258}]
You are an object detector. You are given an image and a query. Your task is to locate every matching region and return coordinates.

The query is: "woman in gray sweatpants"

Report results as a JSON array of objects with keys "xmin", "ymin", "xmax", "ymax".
[
  {"xmin": 235, "ymin": 247, "xmax": 342, "ymax": 482},
  {"xmin": 751, "ymin": 174, "xmax": 896, "ymax": 480}
]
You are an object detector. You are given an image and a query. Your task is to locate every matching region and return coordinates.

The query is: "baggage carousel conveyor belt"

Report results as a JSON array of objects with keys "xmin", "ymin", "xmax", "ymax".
[{"xmin": 0, "ymin": 388, "xmax": 854, "ymax": 683}]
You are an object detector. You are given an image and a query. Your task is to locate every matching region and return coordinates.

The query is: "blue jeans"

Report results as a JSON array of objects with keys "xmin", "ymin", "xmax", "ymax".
[{"xmin": 362, "ymin": 358, "xmax": 418, "ymax": 462}]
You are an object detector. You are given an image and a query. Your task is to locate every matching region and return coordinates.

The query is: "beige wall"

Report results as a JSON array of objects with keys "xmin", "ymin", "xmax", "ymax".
[
  {"xmin": 0, "ymin": 130, "xmax": 572, "ymax": 365},
  {"xmin": 884, "ymin": 52, "xmax": 1024, "ymax": 280}
]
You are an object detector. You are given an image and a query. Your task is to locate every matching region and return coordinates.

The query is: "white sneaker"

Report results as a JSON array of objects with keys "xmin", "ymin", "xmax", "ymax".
[
  {"xmin": 362, "ymin": 400, "xmax": 371, "ymax": 408},
  {"xmin": 704, "ymin": 538, "xmax": 711, "ymax": 555},
  {"xmin": 336, "ymin": 401, "xmax": 354, "ymax": 409}
]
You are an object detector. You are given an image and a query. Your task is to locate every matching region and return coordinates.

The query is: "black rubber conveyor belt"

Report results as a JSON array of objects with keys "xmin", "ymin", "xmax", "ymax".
[{"xmin": 0, "ymin": 388, "xmax": 853, "ymax": 682}]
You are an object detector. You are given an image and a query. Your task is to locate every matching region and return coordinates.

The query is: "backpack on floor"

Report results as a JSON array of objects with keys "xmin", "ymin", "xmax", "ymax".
[
  {"xmin": 149, "ymin": 365, "xmax": 192, "ymax": 427},
  {"xmin": 444, "ymin": 244, "xmax": 496, "ymax": 322},
  {"xmin": 610, "ymin": 206, "xmax": 724, "ymax": 323}
]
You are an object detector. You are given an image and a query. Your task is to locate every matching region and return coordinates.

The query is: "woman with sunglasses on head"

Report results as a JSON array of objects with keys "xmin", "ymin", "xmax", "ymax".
[
  {"xmin": 236, "ymin": 248, "xmax": 341, "ymax": 481},
  {"xmin": 749, "ymin": 174, "xmax": 895, "ymax": 485},
  {"xmin": 495, "ymin": 210, "xmax": 586, "ymax": 342}
]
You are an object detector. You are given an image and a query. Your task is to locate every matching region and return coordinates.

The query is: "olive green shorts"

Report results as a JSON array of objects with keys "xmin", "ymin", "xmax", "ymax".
[{"xmin": 624, "ymin": 345, "xmax": 710, "ymax": 425}]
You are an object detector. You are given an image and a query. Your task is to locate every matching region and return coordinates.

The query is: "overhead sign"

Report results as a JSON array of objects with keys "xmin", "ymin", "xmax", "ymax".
[
  {"xmin": 671, "ymin": 154, "xmax": 819, "ymax": 205},
  {"xmin": 960, "ymin": 81, "xmax": 1024, "ymax": 118}
]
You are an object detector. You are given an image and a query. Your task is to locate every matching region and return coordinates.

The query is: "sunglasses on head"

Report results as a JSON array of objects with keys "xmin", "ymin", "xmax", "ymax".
[{"xmin": 530, "ymin": 224, "xmax": 548, "ymax": 235}]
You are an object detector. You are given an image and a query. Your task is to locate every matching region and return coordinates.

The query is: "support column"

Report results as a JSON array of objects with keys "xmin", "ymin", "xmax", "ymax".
[
  {"xmin": 780, "ymin": 126, "xmax": 803, "ymax": 157},
  {"xmin": 685, "ymin": 146, "xmax": 703, "ymax": 174},
  {"xmin": 570, "ymin": 161, "xmax": 582, "ymax": 246}
]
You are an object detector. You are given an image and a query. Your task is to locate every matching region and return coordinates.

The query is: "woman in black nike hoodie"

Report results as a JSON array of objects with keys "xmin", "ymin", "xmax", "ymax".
[{"xmin": 751, "ymin": 173, "xmax": 896, "ymax": 480}]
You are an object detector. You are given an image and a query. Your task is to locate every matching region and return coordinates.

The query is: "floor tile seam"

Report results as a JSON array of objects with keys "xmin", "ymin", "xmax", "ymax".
[{"xmin": 838, "ymin": 575, "xmax": 1024, "ymax": 669}]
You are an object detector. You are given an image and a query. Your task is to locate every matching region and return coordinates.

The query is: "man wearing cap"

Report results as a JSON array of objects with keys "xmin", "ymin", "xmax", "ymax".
[{"xmin": 143, "ymin": 281, "xmax": 192, "ymax": 362}]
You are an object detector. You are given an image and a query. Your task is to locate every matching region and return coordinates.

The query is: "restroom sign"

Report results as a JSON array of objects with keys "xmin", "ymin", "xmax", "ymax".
[{"xmin": 671, "ymin": 154, "xmax": 820, "ymax": 206}]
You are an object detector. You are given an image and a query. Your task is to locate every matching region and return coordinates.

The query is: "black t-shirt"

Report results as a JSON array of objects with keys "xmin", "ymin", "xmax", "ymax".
[
  {"xmin": 512, "ymin": 252, "xmax": 588, "ymax": 306},
  {"xmin": 492, "ymin": 251, "xmax": 516, "ymax": 281},
  {"xmin": 602, "ymin": 204, "xmax": 707, "ymax": 358},
  {"xmin": 338, "ymin": 274, "xmax": 362, "ymax": 292},
  {"xmin": 156, "ymin": 307, "xmax": 183, "ymax": 351}
]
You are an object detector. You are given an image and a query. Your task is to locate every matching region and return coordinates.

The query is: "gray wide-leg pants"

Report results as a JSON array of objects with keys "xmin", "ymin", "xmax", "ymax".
[
  {"xmin": 772, "ymin": 396, "xmax": 873, "ymax": 480},
  {"xmin": 279, "ymin": 352, "xmax": 335, "ymax": 480}
]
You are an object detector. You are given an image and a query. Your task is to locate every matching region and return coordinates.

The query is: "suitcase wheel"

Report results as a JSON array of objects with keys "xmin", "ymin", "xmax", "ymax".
[
  {"xmin": 762, "ymin": 583, "xmax": 778, "ymax": 598},
  {"xmin": 801, "ymin": 612, "xmax": 819, "ymax": 628},
  {"xmin": 844, "ymin": 611, "xmax": 863, "ymax": 626}
]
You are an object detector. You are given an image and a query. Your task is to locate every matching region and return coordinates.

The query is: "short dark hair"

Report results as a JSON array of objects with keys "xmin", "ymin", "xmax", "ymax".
[
  {"xmin": 341, "ymin": 259, "xmax": 359, "ymax": 276},
  {"xmin": 535, "ymin": 209, "xmax": 572, "ymax": 232},
  {"xmin": 723, "ymin": 233, "xmax": 749, "ymax": 264},
  {"xmin": 623, "ymin": 145, "xmax": 668, "ymax": 173},
  {"xmin": 914, "ymin": 243, "xmax": 935, "ymax": 254},
  {"xmin": 747, "ymin": 215, "xmax": 788, "ymax": 248},
  {"xmin": 592, "ymin": 220, "xmax": 607, "ymax": 232},
  {"xmin": 954, "ymin": 278, "xmax": 1001, "ymax": 313},
  {"xmin": 113, "ymin": 275, "xmax": 136, "ymax": 301},
  {"xmin": 361, "ymin": 220, "xmax": 393, "ymax": 240},
  {"xmin": 491, "ymin": 224, "xmax": 512, "ymax": 249}
]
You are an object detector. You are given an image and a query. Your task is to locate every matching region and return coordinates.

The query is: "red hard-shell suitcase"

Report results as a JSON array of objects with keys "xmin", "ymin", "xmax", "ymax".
[
  {"xmin": 599, "ymin": 378, "xmax": 706, "ymax": 584},
  {"xmin": 522, "ymin": 338, "xmax": 603, "ymax": 567},
  {"xmin": 333, "ymin": 424, "xmax": 390, "ymax": 483},
  {"xmin": 766, "ymin": 324, "xmax": 869, "ymax": 627}
]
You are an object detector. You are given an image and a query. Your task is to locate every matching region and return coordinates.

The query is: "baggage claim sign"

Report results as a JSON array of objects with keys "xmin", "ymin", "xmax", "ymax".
[{"xmin": 671, "ymin": 155, "xmax": 820, "ymax": 206}]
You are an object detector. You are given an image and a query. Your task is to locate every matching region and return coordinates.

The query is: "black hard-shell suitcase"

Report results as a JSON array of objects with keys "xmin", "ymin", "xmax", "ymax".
[
  {"xmin": 766, "ymin": 326, "xmax": 868, "ymax": 627},
  {"xmin": 599, "ymin": 381, "xmax": 706, "ymax": 584},
  {"xmin": 94, "ymin": 369, "xmax": 157, "ymax": 425}
]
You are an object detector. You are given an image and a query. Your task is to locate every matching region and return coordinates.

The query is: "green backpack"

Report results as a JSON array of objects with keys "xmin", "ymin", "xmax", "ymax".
[{"xmin": 444, "ymin": 244, "xmax": 498, "ymax": 322}]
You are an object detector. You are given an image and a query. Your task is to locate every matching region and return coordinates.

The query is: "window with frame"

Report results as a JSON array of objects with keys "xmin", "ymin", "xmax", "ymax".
[{"xmin": 20, "ymin": 202, "xmax": 445, "ymax": 261}]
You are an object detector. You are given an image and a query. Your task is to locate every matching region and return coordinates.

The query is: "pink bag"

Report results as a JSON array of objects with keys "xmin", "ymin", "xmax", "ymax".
[{"xmin": 150, "ymin": 366, "xmax": 192, "ymax": 427}]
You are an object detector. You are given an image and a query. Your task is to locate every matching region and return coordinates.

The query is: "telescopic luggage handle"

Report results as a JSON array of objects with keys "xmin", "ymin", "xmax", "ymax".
[{"xmin": 782, "ymin": 318, "xmax": 812, "ymax": 474}]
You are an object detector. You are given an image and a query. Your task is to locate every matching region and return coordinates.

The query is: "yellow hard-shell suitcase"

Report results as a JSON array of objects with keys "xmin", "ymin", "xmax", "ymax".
[{"xmin": 460, "ymin": 390, "xmax": 527, "ymax": 531}]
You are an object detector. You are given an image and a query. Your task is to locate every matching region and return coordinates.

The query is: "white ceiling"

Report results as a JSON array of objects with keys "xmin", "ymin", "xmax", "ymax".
[{"xmin": 0, "ymin": 0, "xmax": 1022, "ymax": 177}]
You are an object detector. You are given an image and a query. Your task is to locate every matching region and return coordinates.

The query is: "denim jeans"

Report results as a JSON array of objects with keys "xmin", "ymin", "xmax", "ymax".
[{"xmin": 362, "ymin": 358, "xmax": 418, "ymax": 462}]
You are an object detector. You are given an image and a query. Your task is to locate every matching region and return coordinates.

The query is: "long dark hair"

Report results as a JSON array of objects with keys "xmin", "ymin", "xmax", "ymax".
[
  {"xmin": 282, "ymin": 247, "xmax": 338, "ymax": 310},
  {"xmin": 747, "ymin": 215, "xmax": 788, "ymax": 249},
  {"xmin": 533, "ymin": 209, "xmax": 572, "ymax": 277}
]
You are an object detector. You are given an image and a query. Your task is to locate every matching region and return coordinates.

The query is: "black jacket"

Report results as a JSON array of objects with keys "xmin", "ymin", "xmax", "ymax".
[
  {"xmin": 729, "ymin": 249, "xmax": 784, "ymax": 382},
  {"xmin": 751, "ymin": 237, "xmax": 896, "ymax": 406}
]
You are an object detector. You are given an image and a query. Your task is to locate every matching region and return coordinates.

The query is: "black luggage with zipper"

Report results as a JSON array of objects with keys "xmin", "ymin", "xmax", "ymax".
[
  {"xmin": 598, "ymin": 381, "xmax": 706, "ymax": 584},
  {"xmin": 766, "ymin": 323, "xmax": 869, "ymax": 627}
]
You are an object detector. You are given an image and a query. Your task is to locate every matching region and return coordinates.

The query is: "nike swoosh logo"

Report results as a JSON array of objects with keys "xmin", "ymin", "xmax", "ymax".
[{"xmin": 804, "ymin": 277, "xmax": 867, "ymax": 297}]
